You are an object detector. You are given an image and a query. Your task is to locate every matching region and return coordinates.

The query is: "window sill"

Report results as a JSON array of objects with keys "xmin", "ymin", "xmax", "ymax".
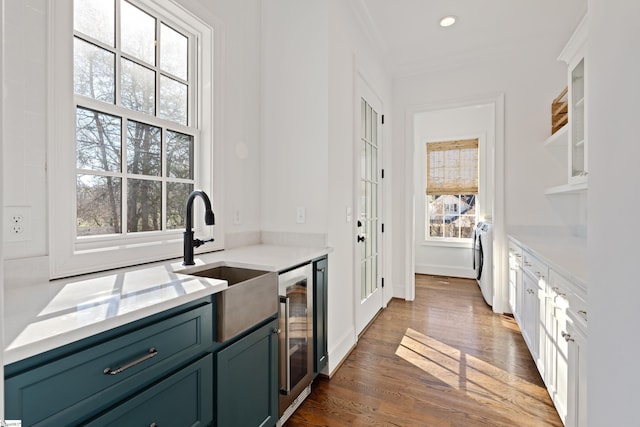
[{"xmin": 420, "ymin": 239, "xmax": 473, "ymax": 249}]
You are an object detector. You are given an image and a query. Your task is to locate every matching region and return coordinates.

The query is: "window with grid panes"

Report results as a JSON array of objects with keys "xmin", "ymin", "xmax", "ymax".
[
  {"xmin": 50, "ymin": 0, "xmax": 218, "ymax": 278},
  {"xmin": 425, "ymin": 139, "xmax": 478, "ymax": 240}
]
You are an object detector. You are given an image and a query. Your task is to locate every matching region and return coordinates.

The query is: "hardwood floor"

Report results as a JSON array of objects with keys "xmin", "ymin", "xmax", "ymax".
[{"xmin": 286, "ymin": 274, "xmax": 562, "ymax": 427}]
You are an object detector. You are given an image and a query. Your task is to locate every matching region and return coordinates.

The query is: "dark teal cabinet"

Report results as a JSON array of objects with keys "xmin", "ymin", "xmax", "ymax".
[
  {"xmin": 5, "ymin": 302, "xmax": 213, "ymax": 426},
  {"xmin": 313, "ymin": 256, "xmax": 328, "ymax": 376},
  {"xmin": 215, "ymin": 318, "xmax": 279, "ymax": 427},
  {"xmin": 84, "ymin": 353, "xmax": 213, "ymax": 426}
]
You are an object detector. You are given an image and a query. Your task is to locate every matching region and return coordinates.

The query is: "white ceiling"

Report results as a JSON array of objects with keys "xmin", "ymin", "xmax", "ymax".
[{"xmin": 351, "ymin": 0, "xmax": 588, "ymax": 76}]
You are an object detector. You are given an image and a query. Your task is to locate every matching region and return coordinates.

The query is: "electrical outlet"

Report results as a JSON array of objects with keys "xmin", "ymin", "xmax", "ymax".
[{"xmin": 4, "ymin": 206, "xmax": 31, "ymax": 242}]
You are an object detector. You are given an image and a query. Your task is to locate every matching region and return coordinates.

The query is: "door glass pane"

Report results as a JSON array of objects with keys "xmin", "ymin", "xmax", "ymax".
[
  {"xmin": 360, "ymin": 141, "xmax": 366, "ymax": 180},
  {"xmin": 365, "ymin": 104, "xmax": 372, "ymax": 141},
  {"xmin": 121, "ymin": 1, "xmax": 156, "ymax": 65},
  {"xmin": 74, "ymin": 0, "xmax": 115, "ymax": 46},
  {"xmin": 359, "ymin": 181, "xmax": 366, "ymax": 218},
  {"xmin": 372, "ymin": 110, "xmax": 378, "ymax": 147},
  {"xmin": 159, "ymin": 75, "xmax": 188, "ymax": 125},
  {"xmin": 160, "ymin": 23, "xmax": 188, "ymax": 80},
  {"xmin": 127, "ymin": 178, "xmax": 161, "ymax": 232},
  {"xmin": 361, "ymin": 262, "xmax": 366, "ymax": 300},
  {"xmin": 121, "ymin": 58, "xmax": 155, "ymax": 115},
  {"xmin": 166, "ymin": 130, "xmax": 193, "ymax": 179},
  {"xmin": 361, "ymin": 99, "xmax": 366, "ymax": 137},
  {"xmin": 366, "ymin": 143, "xmax": 371, "ymax": 181},
  {"xmin": 127, "ymin": 121, "xmax": 161, "ymax": 176},
  {"xmin": 167, "ymin": 182, "xmax": 193, "ymax": 229},
  {"xmin": 288, "ymin": 280, "xmax": 308, "ymax": 386},
  {"xmin": 76, "ymin": 107, "xmax": 121, "ymax": 172},
  {"xmin": 77, "ymin": 174, "xmax": 121, "ymax": 236},
  {"xmin": 365, "ymin": 220, "xmax": 371, "ymax": 258},
  {"xmin": 74, "ymin": 38, "xmax": 115, "ymax": 103},
  {"xmin": 372, "ymin": 146, "xmax": 378, "ymax": 183}
]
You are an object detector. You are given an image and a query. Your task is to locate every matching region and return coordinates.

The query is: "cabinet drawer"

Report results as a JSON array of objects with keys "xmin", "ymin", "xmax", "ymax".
[
  {"xmin": 5, "ymin": 303, "xmax": 212, "ymax": 426},
  {"xmin": 522, "ymin": 251, "xmax": 549, "ymax": 281},
  {"xmin": 508, "ymin": 240, "xmax": 523, "ymax": 267},
  {"xmin": 85, "ymin": 353, "xmax": 213, "ymax": 427},
  {"xmin": 550, "ymin": 270, "xmax": 588, "ymax": 329}
]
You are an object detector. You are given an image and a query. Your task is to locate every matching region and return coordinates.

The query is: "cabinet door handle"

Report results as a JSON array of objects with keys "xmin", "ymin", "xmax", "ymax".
[
  {"xmin": 578, "ymin": 310, "xmax": 587, "ymax": 320},
  {"xmin": 316, "ymin": 267, "xmax": 326, "ymax": 273},
  {"xmin": 561, "ymin": 331, "xmax": 574, "ymax": 342},
  {"xmin": 551, "ymin": 287, "xmax": 566, "ymax": 297},
  {"xmin": 527, "ymin": 289, "xmax": 535, "ymax": 295},
  {"xmin": 103, "ymin": 347, "xmax": 158, "ymax": 375},
  {"xmin": 273, "ymin": 328, "xmax": 282, "ymax": 335},
  {"xmin": 524, "ymin": 262, "xmax": 532, "ymax": 266}
]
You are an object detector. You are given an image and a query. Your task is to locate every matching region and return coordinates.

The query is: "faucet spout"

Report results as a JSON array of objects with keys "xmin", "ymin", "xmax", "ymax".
[{"xmin": 183, "ymin": 190, "xmax": 215, "ymax": 266}]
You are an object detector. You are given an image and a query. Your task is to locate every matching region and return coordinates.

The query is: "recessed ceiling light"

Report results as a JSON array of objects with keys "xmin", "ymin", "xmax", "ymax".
[{"xmin": 439, "ymin": 16, "xmax": 457, "ymax": 27}]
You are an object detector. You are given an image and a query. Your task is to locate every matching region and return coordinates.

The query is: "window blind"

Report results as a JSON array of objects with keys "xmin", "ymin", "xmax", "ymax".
[{"xmin": 426, "ymin": 139, "xmax": 478, "ymax": 195}]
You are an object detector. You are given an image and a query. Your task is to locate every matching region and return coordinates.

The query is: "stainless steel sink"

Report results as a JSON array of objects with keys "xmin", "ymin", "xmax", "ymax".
[{"xmin": 185, "ymin": 266, "xmax": 278, "ymax": 342}]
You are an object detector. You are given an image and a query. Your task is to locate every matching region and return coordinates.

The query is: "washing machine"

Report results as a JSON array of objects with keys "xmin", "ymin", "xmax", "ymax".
[{"xmin": 473, "ymin": 221, "xmax": 493, "ymax": 307}]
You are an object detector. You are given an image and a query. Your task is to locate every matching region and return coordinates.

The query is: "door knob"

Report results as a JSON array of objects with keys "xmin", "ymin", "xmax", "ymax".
[{"xmin": 357, "ymin": 235, "xmax": 366, "ymax": 243}]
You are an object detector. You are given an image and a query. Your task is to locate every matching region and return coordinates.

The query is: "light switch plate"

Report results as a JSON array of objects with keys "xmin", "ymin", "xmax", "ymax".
[{"xmin": 296, "ymin": 207, "xmax": 306, "ymax": 224}]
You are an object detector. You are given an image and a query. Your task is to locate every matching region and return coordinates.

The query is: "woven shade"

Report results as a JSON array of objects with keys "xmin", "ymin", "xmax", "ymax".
[{"xmin": 426, "ymin": 139, "xmax": 478, "ymax": 195}]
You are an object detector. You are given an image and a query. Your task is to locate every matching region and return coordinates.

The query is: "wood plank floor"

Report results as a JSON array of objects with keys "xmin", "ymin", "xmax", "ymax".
[{"xmin": 286, "ymin": 274, "xmax": 562, "ymax": 427}]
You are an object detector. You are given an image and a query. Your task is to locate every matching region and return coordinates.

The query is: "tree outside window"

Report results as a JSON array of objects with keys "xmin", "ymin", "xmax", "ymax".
[
  {"xmin": 74, "ymin": 0, "xmax": 194, "ymax": 238},
  {"xmin": 426, "ymin": 139, "xmax": 478, "ymax": 240}
]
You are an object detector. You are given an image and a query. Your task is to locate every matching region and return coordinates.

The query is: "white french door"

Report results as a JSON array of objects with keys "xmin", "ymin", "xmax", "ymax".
[{"xmin": 355, "ymin": 80, "xmax": 383, "ymax": 336}]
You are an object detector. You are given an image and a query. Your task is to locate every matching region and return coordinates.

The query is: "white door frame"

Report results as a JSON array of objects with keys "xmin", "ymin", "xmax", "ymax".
[
  {"xmin": 403, "ymin": 94, "xmax": 507, "ymax": 313},
  {"xmin": 354, "ymin": 70, "xmax": 385, "ymax": 335}
]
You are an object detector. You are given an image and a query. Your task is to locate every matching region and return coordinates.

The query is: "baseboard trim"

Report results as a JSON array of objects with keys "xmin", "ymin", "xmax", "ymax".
[
  {"xmin": 327, "ymin": 327, "xmax": 356, "ymax": 377},
  {"xmin": 415, "ymin": 263, "xmax": 475, "ymax": 279}
]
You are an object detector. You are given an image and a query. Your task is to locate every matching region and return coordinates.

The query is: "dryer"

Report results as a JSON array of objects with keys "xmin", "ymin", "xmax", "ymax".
[{"xmin": 473, "ymin": 221, "xmax": 493, "ymax": 307}]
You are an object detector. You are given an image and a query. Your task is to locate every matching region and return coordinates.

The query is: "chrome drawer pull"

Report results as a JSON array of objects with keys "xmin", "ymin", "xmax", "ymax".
[
  {"xmin": 551, "ymin": 287, "xmax": 566, "ymax": 297},
  {"xmin": 103, "ymin": 347, "xmax": 158, "ymax": 375},
  {"xmin": 578, "ymin": 310, "xmax": 587, "ymax": 320}
]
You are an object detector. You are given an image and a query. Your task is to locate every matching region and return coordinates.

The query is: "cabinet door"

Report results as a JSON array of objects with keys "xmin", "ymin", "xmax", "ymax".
[
  {"xmin": 521, "ymin": 273, "xmax": 539, "ymax": 363},
  {"xmin": 548, "ymin": 292, "xmax": 569, "ymax": 423},
  {"xmin": 216, "ymin": 319, "xmax": 279, "ymax": 427},
  {"xmin": 313, "ymin": 257, "xmax": 328, "ymax": 376},
  {"xmin": 566, "ymin": 323, "xmax": 587, "ymax": 427},
  {"xmin": 85, "ymin": 354, "xmax": 213, "ymax": 426}
]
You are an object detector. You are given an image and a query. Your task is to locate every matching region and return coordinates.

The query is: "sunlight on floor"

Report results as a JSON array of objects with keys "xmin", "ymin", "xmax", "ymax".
[{"xmin": 395, "ymin": 327, "xmax": 550, "ymax": 418}]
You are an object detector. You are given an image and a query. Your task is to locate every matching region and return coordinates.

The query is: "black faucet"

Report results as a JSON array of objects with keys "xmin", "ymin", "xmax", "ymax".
[{"xmin": 183, "ymin": 190, "xmax": 215, "ymax": 266}]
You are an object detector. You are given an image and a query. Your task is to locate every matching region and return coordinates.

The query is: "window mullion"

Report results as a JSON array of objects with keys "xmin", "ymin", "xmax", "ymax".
[{"xmin": 121, "ymin": 117, "xmax": 128, "ymax": 236}]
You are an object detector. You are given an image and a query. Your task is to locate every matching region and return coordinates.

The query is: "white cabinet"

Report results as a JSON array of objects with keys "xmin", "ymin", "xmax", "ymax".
[
  {"xmin": 508, "ymin": 240, "xmax": 523, "ymax": 319},
  {"xmin": 565, "ymin": 317, "xmax": 587, "ymax": 427},
  {"xmin": 558, "ymin": 15, "xmax": 588, "ymax": 187},
  {"xmin": 544, "ymin": 15, "xmax": 588, "ymax": 195},
  {"xmin": 521, "ymin": 271, "xmax": 541, "ymax": 365},
  {"xmin": 546, "ymin": 276, "xmax": 571, "ymax": 424},
  {"xmin": 507, "ymin": 237, "xmax": 587, "ymax": 427}
]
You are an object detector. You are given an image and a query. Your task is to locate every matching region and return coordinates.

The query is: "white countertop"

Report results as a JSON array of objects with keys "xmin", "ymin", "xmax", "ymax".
[
  {"xmin": 508, "ymin": 227, "xmax": 587, "ymax": 290},
  {"xmin": 3, "ymin": 244, "xmax": 330, "ymax": 365}
]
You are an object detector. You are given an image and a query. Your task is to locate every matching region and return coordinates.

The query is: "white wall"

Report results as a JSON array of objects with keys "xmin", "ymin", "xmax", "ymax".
[
  {"xmin": 413, "ymin": 105, "xmax": 494, "ymax": 279},
  {"xmin": 587, "ymin": 2, "xmax": 640, "ymax": 425},
  {"xmin": 391, "ymin": 29, "xmax": 581, "ymax": 298},
  {"xmin": 1, "ymin": 0, "xmax": 5, "ymax": 416},
  {"xmin": 260, "ymin": 0, "xmax": 329, "ymax": 237},
  {"xmin": 205, "ymin": 0, "xmax": 263, "ymax": 243},
  {"xmin": 326, "ymin": 0, "xmax": 393, "ymax": 372},
  {"xmin": 260, "ymin": 0, "xmax": 393, "ymax": 374},
  {"xmin": 1, "ymin": 0, "xmax": 264, "ymax": 276}
]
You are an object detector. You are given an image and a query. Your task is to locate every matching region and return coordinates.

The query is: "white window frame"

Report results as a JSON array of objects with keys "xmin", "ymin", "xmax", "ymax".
[
  {"xmin": 423, "ymin": 137, "xmax": 481, "ymax": 246},
  {"xmin": 49, "ymin": 0, "xmax": 224, "ymax": 279}
]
